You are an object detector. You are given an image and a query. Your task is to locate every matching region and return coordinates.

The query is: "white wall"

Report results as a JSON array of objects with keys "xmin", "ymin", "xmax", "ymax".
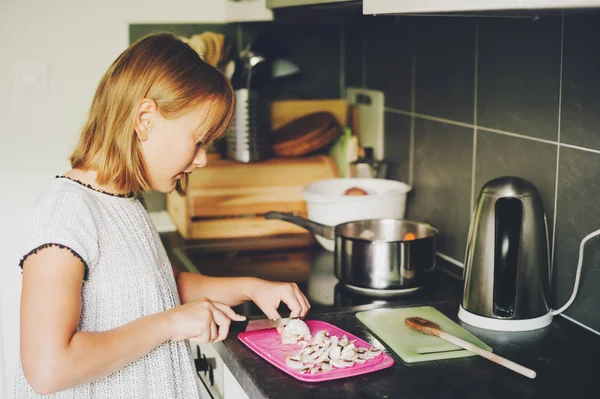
[{"xmin": 0, "ymin": 1, "xmax": 231, "ymax": 397}]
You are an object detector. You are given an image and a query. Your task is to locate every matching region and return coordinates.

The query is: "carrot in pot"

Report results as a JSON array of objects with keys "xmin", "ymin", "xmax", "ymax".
[{"xmin": 403, "ymin": 232, "xmax": 417, "ymax": 241}]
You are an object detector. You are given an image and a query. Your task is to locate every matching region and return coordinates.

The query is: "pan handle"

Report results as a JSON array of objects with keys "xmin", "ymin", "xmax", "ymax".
[{"xmin": 264, "ymin": 212, "xmax": 336, "ymax": 240}]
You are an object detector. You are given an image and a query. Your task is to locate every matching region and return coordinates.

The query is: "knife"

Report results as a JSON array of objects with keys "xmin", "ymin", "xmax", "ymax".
[{"xmin": 230, "ymin": 317, "xmax": 302, "ymax": 333}]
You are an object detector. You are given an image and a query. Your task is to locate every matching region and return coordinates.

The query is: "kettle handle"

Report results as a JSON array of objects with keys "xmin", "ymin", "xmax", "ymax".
[
  {"xmin": 462, "ymin": 206, "xmax": 478, "ymax": 281},
  {"xmin": 551, "ymin": 227, "xmax": 600, "ymax": 315}
]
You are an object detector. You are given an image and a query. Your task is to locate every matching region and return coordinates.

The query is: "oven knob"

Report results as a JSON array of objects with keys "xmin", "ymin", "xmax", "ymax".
[
  {"xmin": 194, "ymin": 352, "xmax": 210, "ymax": 374},
  {"xmin": 208, "ymin": 362, "xmax": 214, "ymax": 386}
]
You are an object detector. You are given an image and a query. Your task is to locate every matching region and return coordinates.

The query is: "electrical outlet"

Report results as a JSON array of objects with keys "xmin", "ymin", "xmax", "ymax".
[{"xmin": 346, "ymin": 87, "xmax": 385, "ymax": 160}]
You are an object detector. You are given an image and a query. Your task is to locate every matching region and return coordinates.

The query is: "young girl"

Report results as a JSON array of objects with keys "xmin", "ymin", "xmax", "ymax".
[{"xmin": 16, "ymin": 32, "xmax": 310, "ymax": 398}]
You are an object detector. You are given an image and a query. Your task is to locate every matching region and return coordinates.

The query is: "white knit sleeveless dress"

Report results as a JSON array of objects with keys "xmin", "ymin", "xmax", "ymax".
[{"xmin": 15, "ymin": 176, "xmax": 201, "ymax": 398}]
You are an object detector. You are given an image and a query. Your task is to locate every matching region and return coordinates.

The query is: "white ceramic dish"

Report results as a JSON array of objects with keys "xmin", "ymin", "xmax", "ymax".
[{"xmin": 302, "ymin": 178, "xmax": 412, "ymax": 251}]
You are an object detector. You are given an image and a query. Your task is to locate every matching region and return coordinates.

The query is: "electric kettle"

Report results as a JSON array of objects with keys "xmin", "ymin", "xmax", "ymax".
[
  {"xmin": 460, "ymin": 176, "xmax": 552, "ymax": 331},
  {"xmin": 459, "ymin": 176, "xmax": 600, "ymax": 331}
]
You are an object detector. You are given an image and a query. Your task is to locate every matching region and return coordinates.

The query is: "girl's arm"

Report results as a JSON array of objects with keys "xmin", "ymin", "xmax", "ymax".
[
  {"xmin": 176, "ymin": 273, "xmax": 255, "ymax": 306},
  {"xmin": 20, "ymin": 247, "xmax": 241, "ymax": 395},
  {"xmin": 175, "ymin": 272, "xmax": 311, "ymax": 319}
]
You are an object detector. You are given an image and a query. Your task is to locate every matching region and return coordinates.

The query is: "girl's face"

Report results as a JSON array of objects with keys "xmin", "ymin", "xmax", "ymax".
[{"xmin": 138, "ymin": 104, "xmax": 210, "ymax": 193}]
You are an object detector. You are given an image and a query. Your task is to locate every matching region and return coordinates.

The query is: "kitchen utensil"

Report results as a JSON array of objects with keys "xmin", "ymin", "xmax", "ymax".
[
  {"xmin": 328, "ymin": 128, "xmax": 359, "ymax": 178},
  {"xmin": 355, "ymin": 306, "xmax": 492, "ymax": 363},
  {"xmin": 461, "ymin": 176, "xmax": 600, "ymax": 332},
  {"xmin": 182, "ymin": 32, "xmax": 225, "ymax": 67},
  {"xmin": 301, "ymin": 178, "xmax": 411, "ymax": 251},
  {"xmin": 226, "ymin": 88, "xmax": 271, "ymax": 163},
  {"xmin": 264, "ymin": 212, "xmax": 438, "ymax": 290},
  {"xmin": 460, "ymin": 177, "xmax": 548, "ymax": 331},
  {"xmin": 270, "ymin": 99, "xmax": 348, "ymax": 131},
  {"xmin": 271, "ymin": 58, "xmax": 300, "ymax": 78},
  {"xmin": 346, "ymin": 87, "xmax": 385, "ymax": 160},
  {"xmin": 238, "ymin": 320, "xmax": 394, "ymax": 382},
  {"xmin": 231, "ymin": 317, "xmax": 303, "ymax": 333},
  {"xmin": 224, "ymin": 59, "xmax": 235, "ymax": 80},
  {"xmin": 246, "ymin": 54, "xmax": 265, "ymax": 90},
  {"xmin": 405, "ymin": 317, "xmax": 537, "ymax": 379},
  {"xmin": 348, "ymin": 147, "xmax": 389, "ymax": 179},
  {"xmin": 270, "ymin": 112, "xmax": 342, "ymax": 157},
  {"xmin": 461, "ymin": 176, "xmax": 551, "ymax": 330}
]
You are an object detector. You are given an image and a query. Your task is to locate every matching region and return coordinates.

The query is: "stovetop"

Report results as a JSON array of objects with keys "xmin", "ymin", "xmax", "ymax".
[{"xmin": 162, "ymin": 233, "xmax": 464, "ymax": 318}]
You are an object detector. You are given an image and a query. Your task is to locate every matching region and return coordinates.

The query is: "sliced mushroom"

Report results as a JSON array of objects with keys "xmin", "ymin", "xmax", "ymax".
[
  {"xmin": 327, "ymin": 337, "xmax": 337, "ymax": 352},
  {"xmin": 313, "ymin": 330, "xmax": 329, "ymax": 345},
  {"xmin": 300, "ymin": 365, "xmax": 312, "ymax": 374},
  {"xmin": 329, "ymin": 345, "xmax": 342, "ymax": 361},
  {"xmin": 285, "ymin": 356, "xmax": 304, "ymax": 369},
  {"xmin": 367, "ymin": 347, "xmax": 383, "ymax": 357},
  {"xmin": 341, "ymin": 343, "xmax": 356, "ymax": 359},
  {"xmin": 284, "ymin": 329, "xmax": 384, "ymax": 373},
  {"xmin": 321, "ymin": 362, "xmax": 333, "ymax": 371},
  {"xmin": 339, "ymin": 335, "xmax": 349, "ymax": 347}
]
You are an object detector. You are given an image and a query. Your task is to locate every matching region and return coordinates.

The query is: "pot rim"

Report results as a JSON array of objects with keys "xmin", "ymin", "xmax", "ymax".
[{"xmin": 333, "ymin": 218, "xmax": 439, "ymax": 243}]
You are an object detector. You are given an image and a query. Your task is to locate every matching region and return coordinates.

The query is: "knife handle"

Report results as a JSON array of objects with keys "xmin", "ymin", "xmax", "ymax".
[{"xmin": 230, "ymin": 319, "xmax": 250, "ymax": 333}]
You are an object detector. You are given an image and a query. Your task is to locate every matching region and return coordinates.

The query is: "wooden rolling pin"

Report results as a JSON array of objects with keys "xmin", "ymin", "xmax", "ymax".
[{"xmin": 405, "ymin": 317, "xmax": 536, "ymax": 379}]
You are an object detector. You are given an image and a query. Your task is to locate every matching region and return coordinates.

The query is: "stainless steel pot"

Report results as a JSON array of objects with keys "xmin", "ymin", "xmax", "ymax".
[{"xmin": 264, "ymin": 212, "xmax": 439, "ymax": 290}]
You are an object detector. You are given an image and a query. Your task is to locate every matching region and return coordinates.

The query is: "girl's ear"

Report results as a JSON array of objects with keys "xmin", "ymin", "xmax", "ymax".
[{"xmin": 134, "ymin": 98, "xmax": 158, "ymax": 141}]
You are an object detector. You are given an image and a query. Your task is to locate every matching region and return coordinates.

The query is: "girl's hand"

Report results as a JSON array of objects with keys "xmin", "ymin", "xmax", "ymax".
[
  {"xmin": 167, "ymin": 297, "xmax": 246, "ymax": 343},
  {"xmin": 248, "ymin": 280, "xmax": 311, "ymax": 323}
]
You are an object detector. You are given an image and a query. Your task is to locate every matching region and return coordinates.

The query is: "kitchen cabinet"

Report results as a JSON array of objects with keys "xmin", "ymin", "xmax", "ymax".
[
  {"xmin": 363, "ymin": 0, "xmax": 600, "ymax": 14},
  {"xmin": 223, "ymin": 367, "xmax": 250, "ymax": 399},
  {"xmin": 225, "ymin": 0, "xmax": 273, "ymax": 21},
  {"xmin": 192, "ymin": 342, "xmax": 250, "ymax": 399}
]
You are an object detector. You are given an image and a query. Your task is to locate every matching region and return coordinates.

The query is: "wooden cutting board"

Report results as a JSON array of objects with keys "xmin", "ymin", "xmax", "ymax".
[
  {"xmin": 356, "ymin": 306, "xmax": 492, "ymax": 363},
  {"xmin": 271, "ymin": 112, "xmax": 341, "ymax": 157},
  {"xmin": 270, "ymin": 99, "xmax": 348, "ymax": 130}
]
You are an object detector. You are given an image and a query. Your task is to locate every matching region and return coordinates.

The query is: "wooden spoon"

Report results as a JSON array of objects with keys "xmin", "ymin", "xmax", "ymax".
[{"xmin": 405, "ymin": 317, "xmax": 536, "ymax": 379}]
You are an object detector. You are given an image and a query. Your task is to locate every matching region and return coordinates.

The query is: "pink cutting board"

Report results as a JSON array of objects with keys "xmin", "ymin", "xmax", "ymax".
[{"xmin": 238, "ymin": 320, "xmax": 394, "ymax": 382}]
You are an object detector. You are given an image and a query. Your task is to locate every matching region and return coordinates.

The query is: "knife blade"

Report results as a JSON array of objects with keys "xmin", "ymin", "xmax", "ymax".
[{"xmin": 231, "ymin": 317, "xmax": 302, "ymax": 333}]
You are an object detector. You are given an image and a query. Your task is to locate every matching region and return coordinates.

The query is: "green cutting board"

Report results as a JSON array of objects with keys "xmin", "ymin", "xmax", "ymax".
[{"xmin": 356, "ymin": 306, "xmax": 493, "ymax": 363}]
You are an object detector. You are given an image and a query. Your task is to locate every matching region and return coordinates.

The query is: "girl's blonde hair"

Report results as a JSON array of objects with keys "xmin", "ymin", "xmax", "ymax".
[{"xmin": 70, "ymin": 31, "xmax": 234, "ymax": 195}]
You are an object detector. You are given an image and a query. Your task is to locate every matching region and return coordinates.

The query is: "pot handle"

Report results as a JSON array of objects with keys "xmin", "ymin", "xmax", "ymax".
[{"xmin": 264, "ymin": 212, "xmax": 336, "ymax": 240}]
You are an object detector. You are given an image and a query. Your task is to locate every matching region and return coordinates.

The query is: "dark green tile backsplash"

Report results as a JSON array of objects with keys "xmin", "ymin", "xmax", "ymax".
[
  {"xmin": 383, "ymin": 112, "xmax": 411, "ymax": 185},
  {"xmin": 351, "ymin": 15, "xmax": 600, "ymax": 332},
  {"xmin": 415, "ymin": 17, "xmax": 476, "ymax": 123},
  {"xmin": 410, "ymin": 120, "xmax": 473, "ymax": 261},
  {"xmin": 474, "ymin": 131, "xmax": 558, "ymax": 242},
  {"xmin": 364, "ymin": 20, "xmax": 413, "ymax": 111},
  {"xmin": 344, "ymin": 23, "xmax": 364, "ymax": 88},
  {"xmin": 240, "ymin": 22, "xmax": 342, "ymax": 100},
  {"xmin": 477, "ymin": 17, "xmax": 562, "ymax": 140},
  {"xmin": 553, "ymin": 148, "xmax": 600, "ymax": 329},
  {"xmin": 561, "ymin": 17, "xmax": 600, "ymax": 150}
]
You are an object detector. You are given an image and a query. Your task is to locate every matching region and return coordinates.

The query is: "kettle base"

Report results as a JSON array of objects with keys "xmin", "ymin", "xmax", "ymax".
[{"xmin": 458, "ymin": 306, "xmax": 553, "ymax": 332}]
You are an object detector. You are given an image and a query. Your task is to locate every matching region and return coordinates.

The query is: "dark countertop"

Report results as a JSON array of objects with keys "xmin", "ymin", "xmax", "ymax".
[
  {"xmin": 215, "ymin": 300, "xmax": 600, "ymax": 399},
  {"xmin": 161, "ymin": 233, "xmax": 600, "ymax": 398},
  {"xmin": 214, "ymin": 302, "xmax": 600, "ymax": 399}
]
